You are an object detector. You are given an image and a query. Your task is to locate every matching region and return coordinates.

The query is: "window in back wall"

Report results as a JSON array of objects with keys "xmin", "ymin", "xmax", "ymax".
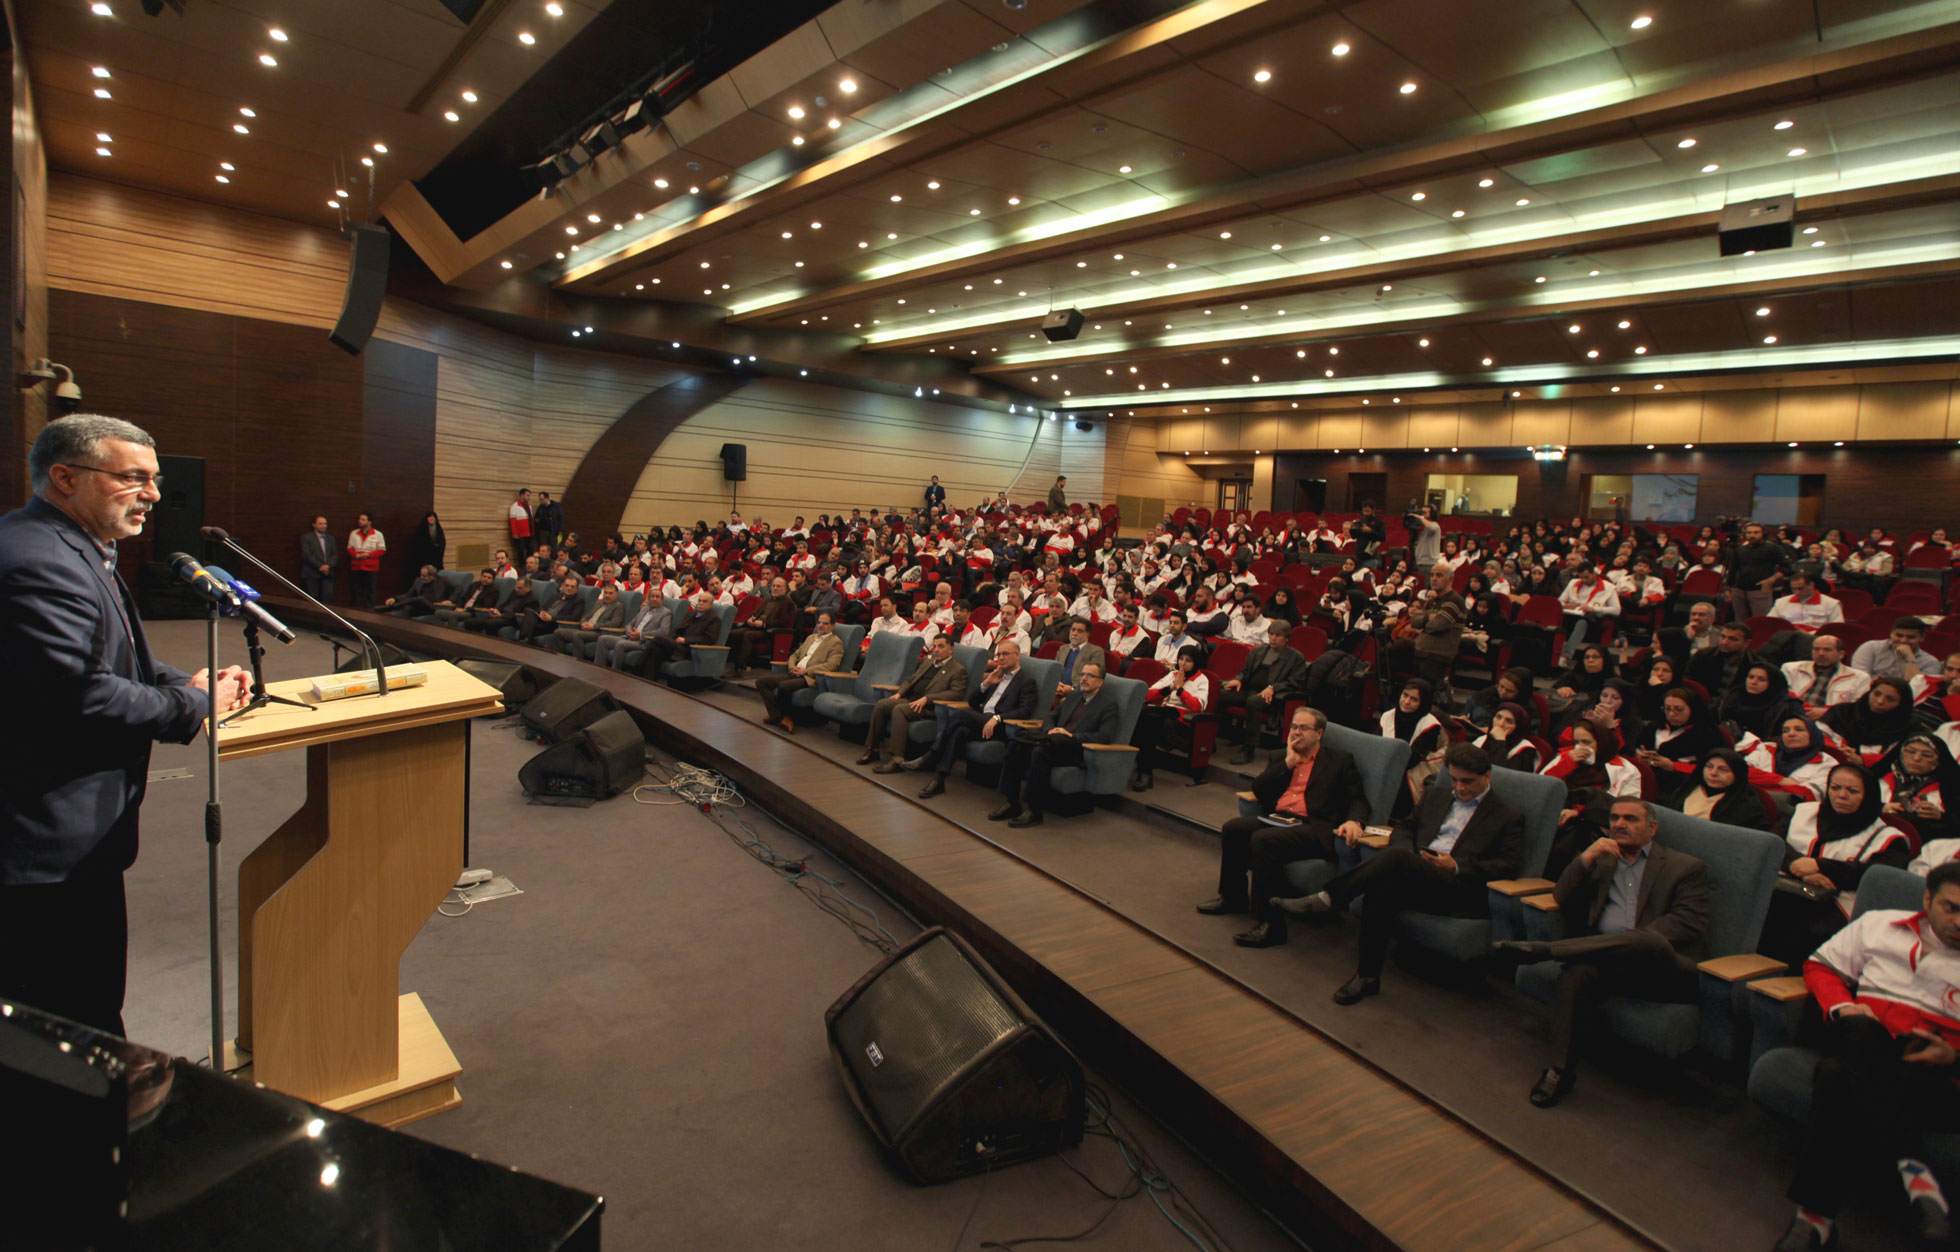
[{"xmin": 1752, "ymin": 474, "xmax": 1827, "ymax": 527}]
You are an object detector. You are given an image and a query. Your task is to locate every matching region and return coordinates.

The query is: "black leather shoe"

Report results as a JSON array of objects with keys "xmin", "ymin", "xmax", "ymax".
[
  {"xmin": 987, "ymin": 803, "xmax": 1019, "ymax": 822},
  {"xmin": 1233, "ymin": 922, "xmax": 1287, "ymax": 948},
  {"xmin": 1195, "ymin": 896, "xmax": 1249, "ymax": 915},
  {"xmin": 1912, "ymin": 1195, "xmax": 1951, "ymax": 1243},
  {"xmin": 1129, "ymin": 772, "xmax": 1153, "ymax": 792},
  {"xmin": 917, "ymin": 778, "xmax": 946, "ymax": 799},
  {"xmin": 872, "ymin": 762, "xmax": 903, "ymax": 775},
  {"xmin": 1772, "ymin": 1215, "xmax": 1837, "ymax": 1251},
  {"xmin": 854, "ymin": 751, "xmax": 879, "ymax": 766},
  {"xmin": 1332, "ymin": 975, "xmax": 1381, "ymax": 1005},
  {"xmin": 1008, "ymin": 810, "xmax": 1043, "ymax": 828},
  {"xmin": 1271, "ymin": 892, "xmax": 1333, "ymax": 917},
  {"xmin": 1529, "ymin": 1066, "xmax": 1573, "ymax": 1108},
  {"xmin": 1229, "ymin": 745, "xmax": 1255, "ymax": 766}
]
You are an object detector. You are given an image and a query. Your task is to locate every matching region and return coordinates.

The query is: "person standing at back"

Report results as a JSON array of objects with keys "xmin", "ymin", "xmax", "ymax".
[
  {"xmin": 0, "ymin": 415, "xmax": 248, "ymax": 1034},
  {"xmin": 346, "ymin": 512, "xmax": 386, "ymax": 609},
  {"xmin": 299, "ymin": 513, "xmax": 337, "ymax": 602},
  {"xmin": 1048, "ymin": 475, "xmax": 1068, "ymax": 513}
]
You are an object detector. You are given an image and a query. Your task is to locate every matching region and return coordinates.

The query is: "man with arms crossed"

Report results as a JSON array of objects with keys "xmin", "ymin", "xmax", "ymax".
[{"xmin": 0, "ymin": 415, "xmax": 248, "ymax": 1034}]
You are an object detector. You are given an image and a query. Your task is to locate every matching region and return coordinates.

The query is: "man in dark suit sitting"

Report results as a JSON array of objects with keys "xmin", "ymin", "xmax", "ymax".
[
  {"xmin": 459, "ymin": 576, "xmax": 538, "ymax": 634},
  {"xmin": 1492, "ymin": 797, "xmax": 1708, "ymax": 1107},
  {"xmin": 1223, "ymin": 620, "xmax": 1307, "ymax": 765},
  {"xmin": 639, "ymin": 592, "xmax": 722, "ymax": 678},
  {"xmin": 990, "ymin": 661, "xmax": 1119, "ymax": 828},
  {"xmin": 913, "ymin": 640, "xmax": 1038, "ymax": 799},
  {"xmin": 1199, "ymin": 706, "xmax": 1369, "ymax": 935},
  {"xmin": 1272, "ymin": 743, "xmax": 1524, "ymax": 1004},
  {"xmin": 858, "ymin": 634, "xmax": 969, "ymax": 772}
]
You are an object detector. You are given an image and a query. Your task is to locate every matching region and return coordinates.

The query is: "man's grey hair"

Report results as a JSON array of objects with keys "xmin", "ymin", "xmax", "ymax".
[{"xmin": 29, "ymin": 415, "xmax": 155, "ymax": 491}]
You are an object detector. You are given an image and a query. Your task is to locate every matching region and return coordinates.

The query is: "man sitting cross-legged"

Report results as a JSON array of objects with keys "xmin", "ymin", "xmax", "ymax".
[{"xmin": 856, "ymin": 634, "xmax": 968, "ymax": 773}]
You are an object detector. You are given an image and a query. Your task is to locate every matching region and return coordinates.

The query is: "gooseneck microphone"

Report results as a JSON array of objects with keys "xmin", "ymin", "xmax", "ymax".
[
  {"xmin": 203, "ymin": 565, "xmax": 298, "ymax": 645},
  {"xmin": 198, "ymin": 526, "xmax": 389, "ymax": 697}
]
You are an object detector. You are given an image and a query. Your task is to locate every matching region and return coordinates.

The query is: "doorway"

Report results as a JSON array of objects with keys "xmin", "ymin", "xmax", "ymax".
[
  {"xmin": 1295, "ymin": 478, "xmax": 1328, "ymax": 513},
  {"xmin": 1217, "ymin": 478, "xmax": 1250, "ymax": 513}
]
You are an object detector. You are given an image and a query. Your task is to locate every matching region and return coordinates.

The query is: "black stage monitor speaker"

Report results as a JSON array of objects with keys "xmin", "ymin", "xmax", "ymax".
[
  {"xmin": 329, "ymin": 224, "xmax": 392, "ymax": 355},
  {"xmin": 517, "ymin": 709, "xmax": 645, "ymax": 801},
  {"xmin": 719, "ymin": 442, "xmax": 748, "ymax": 482},
  {"xmin": 334, "ymin": 642, "xmax": 413, "ymax": 672},
  {"xmin": 521, "ymin": 677, "xmax": 622, "ymax": 744},
  {"xmin": 1040, "ymin": 308, "xmax": 1084, "ymax": 343},
  {"xmin": 456, "ymin": 659, "xmax": 544, "ymax": 714},
  {"xmin": 1718, "ymin": 195, "xmax": 1795, "ymax": 257},
  {"xmin": 825, "ymin": 927, "xmax": 1084, "ymax": 1184}
]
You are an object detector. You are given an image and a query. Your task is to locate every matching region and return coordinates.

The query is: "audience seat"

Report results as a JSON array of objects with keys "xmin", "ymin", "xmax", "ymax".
[
  {"xmin": 660, "ymin": 599, "xmax": 734, "ymax": 682},
  {"xmin": 1515, "ymin": 810, "xmax": 1786, "ymax": 1062},
  {"xmin": 1042, "ymin": 676, "xmax": 1149, "ymax": 812},
  {"xmin": 809, "ymin": 630, "xmax": 923, "ymax": 739},
  {"xmin": 1251, "ymin": 722, "xmax": 1412, "ymax": 899},
  {"xmin": 954, "ymin": 657, "xmax": 1062, "ymax": 785}
]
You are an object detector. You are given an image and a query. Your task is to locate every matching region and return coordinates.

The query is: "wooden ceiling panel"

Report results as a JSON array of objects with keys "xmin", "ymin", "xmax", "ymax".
[
  {"xmin": 1089, "ymin": 66, "xmax": 1353, "ymax": 174},
  {"xmin": 1607, "ymin": 0, "xmax": 1818, "ymax": 82},
  {"xmin": 1355, "ymin": 0, "xmax": 1610, "ymax": 88},
  {"xmin": 839, "ymin": 2, "xmax": 1015, "ymax": 89}
]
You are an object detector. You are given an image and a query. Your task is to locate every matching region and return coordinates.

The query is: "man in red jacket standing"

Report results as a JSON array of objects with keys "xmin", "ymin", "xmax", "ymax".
[{"xmin": 346, "ymin": 512, "xmax": 386, "ymax": 609}]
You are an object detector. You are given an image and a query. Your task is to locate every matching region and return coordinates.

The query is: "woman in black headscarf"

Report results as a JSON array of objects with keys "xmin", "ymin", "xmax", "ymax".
[
  {"xmin": 1474, "ymin": 702, "xmax": 1541, "ymax": 773},
  {"xmin": 1760, "ymin": 763, "xmax": 1913, "ymax": 964},
  {"xmin": 406, "ymin": 510, "xmax": 446, "ymax": 574},
  {"xmin": 1562, "ymin": 676, "xmax": 1644, "ymax": 751},
  {"xmin": 1874, "ymin": 731, "xmax": 1960, "ymax": 845},
  {"xmin": 1632, "ymin": 653, "xmax": 1680, "ymax": 725},
  {"xmin": 1549, "ymin": 643, "xmax": 1615, "ymax": 711},
  {"xmin": 1666, "ymin": 746, "xmax": 1770, "ymax": 830},
  {"xmin": 1821, "ymin": 675, "xmax": 1918, "ymax": 762},
  {"xmin": 1260, "ymin": 584, "xmax": 1302, "ymax": 626},
  {"xmin": 1464, "ymin": 666, "xmax": 1534, "ymax": 732},
  {"xmin": 1378, "ymin": 677, "xmax": 1444, "ymax": 818},
  {"xmin": 1634, "ymin": 686, "xmax": 1720, "ymax": 794},
  {"xmin": 1719, "ymin": 660, "xmax": 1803, "ymax": 744}
]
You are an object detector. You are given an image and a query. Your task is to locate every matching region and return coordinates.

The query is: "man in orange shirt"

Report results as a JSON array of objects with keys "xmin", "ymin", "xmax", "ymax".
[{"xmin": 1196, "ymin": 706, "xmax": 1369, "ymax": 947}]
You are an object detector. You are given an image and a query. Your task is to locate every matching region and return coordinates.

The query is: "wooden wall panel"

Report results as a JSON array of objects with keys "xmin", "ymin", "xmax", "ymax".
[
  {"xmin": 1406, "ymin": 407, "xmax": 1457, "ymax": 448},
  {"xmin": 7, "ymin": 37, "xmax": 50, "ymax": 507},
  {"xmin": 1512, "ymin": 401, "xmax": 1571, "ymax": 447},
  {"xmin": 1702, "ymin": 391, "xmax": 1778, "ymax": 443},
  {"xmin": 1569, "ymin": 398, "xmax": 1634, "ymax": 446},
  {"xmin": 1630, "ymin": 394, "xmax": 1703, "ymax": 443},
  {"xmin": 1777, "ymin": 387, "xmax": 1860, "ymax": 442},
  {"xmin": 1115, "ymin": 419, "xmax": 1206, "ymax": 513},
  {"xmin": 1856, "ymin": 380, "xmax": 1949, "ymax": 441}
]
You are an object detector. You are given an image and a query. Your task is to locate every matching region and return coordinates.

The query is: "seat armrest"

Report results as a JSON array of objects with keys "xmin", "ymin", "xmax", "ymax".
[
  {"xmin": 871, "ymin": 684, "xmax": 900, "ymax": 692},
  {"xmin": 1699, "ymin": 954, "xmax": 1787, "ymax": 983},
  {"xmin": 1003, "ymin": 719, "xmax": 1043, "ymax": 729},
  {"xmin": 1748, "ymin": 975, "xmax": 1812, "ymax": 1003},
  {"xmin": 809, "ymin": 669, "xmax": 851, "ymax": 678},
  {"xmin": 1488, "ymin": 878, "xmax": 1556, "ymax": 897},
  {"xmin": 1083, "ymin": 743, "xmax": 1138, "ymax": 752},
  {"xmin": 1235, "ymin": 790, "xmax": 1256, "ymax": 802},
  {"xmin": 932, "ymin": 699, "xmax": 969, "ymax": 707},
  {"xmin": 1525, "ymin": 894, "xmax": 1562, "ymax": 912},
  {"xmin": 1356, "ymin": 832, "xmax": 1391, "ymax": 849}
]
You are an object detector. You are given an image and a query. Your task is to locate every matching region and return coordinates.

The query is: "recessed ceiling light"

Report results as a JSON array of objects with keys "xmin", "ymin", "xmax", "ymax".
[
  {"xmin": 92, "ymin": 66, "xmax": 111, "ymax": 78},
  {"xmin": 1788, "ymin": 147, "xmax": 1807, "ymax": 157},
  {"xmin": 233, "ymin": 123, "xmax": 249, "ymax": 134},
  {"xmin": 329, "ymin": 200, "xmax": 340, "ymax": 209},
  {"xmin": 268, "ymin": 26, "xmax": 288, "ymax": 41},
  {"xmin": 239, "ymin": 107, "xmax": 256, "ymax": 118},
  {"xmin": 1418, "ymin": 338, "xmax": 1429, "ymax": 347},
  {"xmin": 1511, "ymin": 390, "xmax": 1522, "ymax": 398},
  {"xmin": 1319, "ymin": 234, "xmax": 1332, "ymax": 241},
  {"xmin": 1634, "ymin": 346, "xmax": 1648, "ymax": 354},
  {"xmin": 1450, "ymin": 209, "xmax": 1465, "ymax": 218},
  {"xmin": 839, "ymin": 78, "xmax": 857, "ymax": 93},
  {"xmin": 565, "ymin": 225, "xmax": 578, "ymax": 235},
  {"xmin": 1567, "ymin": 323, "xmax": 1581, "ymax": 333},
  {"xmin": 1762, "ymin": 335, "xmax": 1778, "ymax": 344},
  {"xmin": 96, "ymin": 146, "xmax": 111, "ymax": 157},
  {"xmin": 1788, "ymin": 441, "xmax": 1798, "ymax": 448},
  {"xmin": 517, "ymin": 31, "xmax": 535, "ymax": 45},
  {"xmin": 1834, "ymin": 441, "xmax": 1844, "ymax": 447},
  {"xmin": 1774, "ymin": 119, "xmax": 1794, "ymax": 130},
  {"xmin": 810, "ymin": 221, "xmax": 821, "ymax": 228},
  {"xmin": 258, "ymin": 53, "xmax": 278, "ymax": 66},
  {"xmin": 1516, "ymin": 197, "xmax": 1532, "ymax": 206},
  {"xmin": 1654, "ymin": 384, "xmax": 1665, "ymax": 391},
  {"xmin": 788, "ymin": 105, "xmax": 805, "ymax": 119},
  {"xmin": 827, "ymin": 118, "xmax": 841, "ymax": 129},
  {"xmin": 1410, "ymin": 191, "xmax": 1426, "ymax": 201},
  {"xmin": 1331, "ymin": 42, "xmax": 1350, "ymax": 56},
  {"xmin": 1481, "ymin": 357, "xmax": 1493, "ymax": 366},
  {"xmin": 1533, "ymin": 275, "xmax": 1546, "ymax": 283},
  {"xmin": 546, "ymin": 2, "xmax": 564, "ymax": 14},
  {"xmin": 1118, "ymin": 164, "xmax": 1133, "ymax": 173},
  {"xmin": 1586, "ymin": 349, "xmax": 1598, "ymax": 358},
  {"xmin": 1219, "ymin": 230, "xmax": 1231, "ymax": 239},
  {"xmin": 1756, "ymin": 306, "xmax": 1771, "ymax": 316},
  {"xmin": 461, "ymin": 90, "xmax": 478, "ymax": 103},
  {"xmin": 653, "ymin": 177, "xmax": 668, "ymax": 188},
  {"xmin": 334, "ymin": 187, "xmax": 348, "ymax": 197},
  {"xmin": 889, "ymin": 194, "xmax": 901, "ymax": 202},
  {"xmin": 1617, "ymin": 319, "xmax": 1631, "ymax": 329},
  {"xmin": 1329, "ymin": 347, "xmax": 1338, "ymax": 354},
  {"xmin": 1701, "ymin": 163, "xmax": 1720, "ymax": 173},
  {"xmin": 1676, "ymin": 138, "xmax": 1695, "ymax": 149},
  {"xmin": 444, "ymin": 110, "xmax": 460, "ymax": 122},
  {"xmin": 91, "ymin": 2, "xmax": 112, "ymax": 12},
  {"xmin": 1811, "ymin": 239, "xmax": 1826, "ymax": 247},
  {"xmin": 586, "ymin": 213, "xmax": 601, "ymax": 223},
  {"xmin": 1630, "ymin": 15, "xmax": 1652, "ymax": 29},
  {"xmin": 93, "ymin": 88, "xmax": 110, "ymax": 98},
  {"xmin": 1007, "ymin": 196, "xmax": 1020, "ymax": 205},
  {"xmin": 1253, "ymin": 69, "xmax": 1271, "ymax": 83},
  {"xmin": 927, "ymin": 180, "xmax": 940, "ymax": 189},
  {"xmin": 373, "ymin": 142, "xmax": 388, "ymax": 153},
  {"xmin": 96, "ymin": 132, "xmax": 112, "ymax": 142},
  {"xmin": 214, "ymin": 174, "xmax": 228, "ymax": 182}
]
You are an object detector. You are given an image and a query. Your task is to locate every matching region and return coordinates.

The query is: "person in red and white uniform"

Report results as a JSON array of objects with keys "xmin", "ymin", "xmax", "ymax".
[
  {"xmin": 1783, "ymin": 633, "xmax": 1870, "ymax": 716},
  {"xmin": 926, "ymin": 582, "xmax": 957, "ymax": 628},
  {"xmin": 1107, "ymin": 605, "xmax": 1150, "ymax": 660},
  {"xmin": 1773, "ymin": 861, "xmax": 1960, "ymax": 1252},
  {"xmin": 1068, "ymin": 583, "xmax": 1118, "ymax": 624},
  {"xmin": 997, "ymin": 590, "xmax": 1033, "ymax": 636},
  {"xmin": 1132, "ymin": 645, "xmax": 1211, "ymax": 790},
  {"xmin": 1556, "ymin": 563, "xmax": 1621, "ymax": 660},
  {"xmin": 1769, "ymin": 572, "xmax": 1844, "ymax": 632},
  {"xmin": 507, "ymin": 488, "xmax": 534, "ymax": 560},
  {"xmin": 904, "ymin": 600, "xmax": 940, "ymax": 647},
  {"xmin": 1607, "ymin": 556, "xmax": 1666, "ymax": 607},
  {"xmin": 345, "ymin": 512, "xmax": 386, "ymax": 609}
]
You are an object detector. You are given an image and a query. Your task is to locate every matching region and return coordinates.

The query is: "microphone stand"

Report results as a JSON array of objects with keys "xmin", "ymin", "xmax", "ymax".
[
  {"xmin": 206, "ymin": 531, "xmax": 389, "ymax": 699},
  {"xmin": 204, "ymin": 603, "xmax": 226, "ymax": 1075},
  {"xmin": 218, "ymin": 618, "xmax": 311, "ymax": 729}
]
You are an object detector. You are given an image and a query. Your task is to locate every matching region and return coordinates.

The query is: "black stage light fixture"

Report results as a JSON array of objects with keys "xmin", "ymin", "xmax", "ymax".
[{"xmin": 1040, "ymin": 308, "xmax": 1084, "ymax": 342}]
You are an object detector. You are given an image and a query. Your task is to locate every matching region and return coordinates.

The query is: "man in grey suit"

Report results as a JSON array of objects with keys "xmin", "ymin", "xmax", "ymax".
[
  {"xmin": 300, "ymin": 514, "xmax": 338, "ymax": 602},
  {"xmin": 992, "ymin": 662, "xmax": 1122, "ymax": 828},
  {"xmin": 1047, "ymin": 475, "xmax": 1068, "ymax": 513},
  {"xmin": 1222, "ymin": 621, "xmax": 1307, "ymax": 764},
  {"xmin": 1493, "ymin": 797, "xmax": 1709, "ymax": 1108},
  {"xmin": 859, "ymin": 634, "xmax": 969, "ymax": 772},
  {"xmin": 0, "ymin": 415, "xmax": 249, "ymax": 1033},
  {"xmin": 596, "ymin": 592, "xmax": 670, "ymax": 669},
  {"xmin": 547, "ymin": 582, "xmax": 626, "ymax": 657},
  {"xmin": 755, "ymin": 612, "xmax": 844, "ymax": 730},
  {"xmin": 1051, "ymin": 617, "xmax": 1106, "ymax": 703}
]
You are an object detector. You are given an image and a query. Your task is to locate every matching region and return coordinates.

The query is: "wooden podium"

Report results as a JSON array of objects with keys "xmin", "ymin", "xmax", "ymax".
[{"xmin": 214, "ymin": 660, "xmax": 503, "ymax": 1127}]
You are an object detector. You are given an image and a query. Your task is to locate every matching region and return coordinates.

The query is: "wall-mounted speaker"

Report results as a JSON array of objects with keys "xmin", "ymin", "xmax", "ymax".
[
  {"xmin": 521, "ymin": 677, "xmax": 622, "ymax": 744},
  {"xmin": 329, "ymin": 224, "xmax": 391, "ymax": 355},
  {"xmin": 1040, "ymin": 308, "xmax": 1084, "ymax": 343},
  {"xmin": 517, "ymin": 709, "xmax": 645, "ymax": 802},
  {"xmin": 719, "ymin": 442, "xmax": 748, "ymax": 482},
  {"xmin": 825, "ymin": 927, "xmax": 1084, "ymax": 1184}
]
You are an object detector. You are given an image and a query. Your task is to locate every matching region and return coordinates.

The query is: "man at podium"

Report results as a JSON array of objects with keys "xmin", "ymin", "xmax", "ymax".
[{"xmin": 0, "ymin": 415, "xmax": 247, "ymax": 1035}]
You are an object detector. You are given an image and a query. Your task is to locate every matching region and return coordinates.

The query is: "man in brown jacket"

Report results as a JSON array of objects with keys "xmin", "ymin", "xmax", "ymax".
[
  {"xmin": 859, "ymin": 634, "xmax": 969, "ymax": 772},
  {"xmin": 755, "ymin": 612, "xmax": 844, "ymax": 731}
]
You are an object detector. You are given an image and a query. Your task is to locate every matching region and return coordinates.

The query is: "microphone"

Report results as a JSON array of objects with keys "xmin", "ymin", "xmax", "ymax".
[
  {"xmin": 169, "ymin": 552, "xmax": 243, "ymax": 611},
  {"xmin": 202, "ymin": 564, "xmax": 298, "ymax": 645},
  {"xmin": 196, "ymin": 528, "xmax": 391, "ymax": 697}
]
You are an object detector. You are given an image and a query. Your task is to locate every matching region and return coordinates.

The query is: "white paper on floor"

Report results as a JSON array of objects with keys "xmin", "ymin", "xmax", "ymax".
[{"xmin": 456, "ymin": 876, "xmax": 524, "ymax": 905}]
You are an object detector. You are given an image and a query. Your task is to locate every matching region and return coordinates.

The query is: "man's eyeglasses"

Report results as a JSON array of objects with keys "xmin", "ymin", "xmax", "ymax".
[{"xmin": 62, "ymin": 464, "xmax": 163, "ymax": 490}]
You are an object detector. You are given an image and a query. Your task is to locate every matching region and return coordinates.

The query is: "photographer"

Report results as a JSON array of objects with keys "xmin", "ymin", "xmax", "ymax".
[{"xmin": 1346, "ymin": 502, "xmax": 1387, "ymax": 569}]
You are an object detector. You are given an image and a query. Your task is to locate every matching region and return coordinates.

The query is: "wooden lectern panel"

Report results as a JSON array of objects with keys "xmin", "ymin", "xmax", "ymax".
[{"xmin": 220, "ymin": 660, "xmax": 500, "ymax": 1108}]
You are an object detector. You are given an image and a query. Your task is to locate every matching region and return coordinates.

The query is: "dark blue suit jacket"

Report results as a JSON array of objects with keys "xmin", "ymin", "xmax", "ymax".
[
  {"xmin": 1042, "ymin": 688, "xmax": 1122, "ymax": 745},
  {"xmin": 0, "ymin": 497, "xmax": 207, "ymax": 883},
  {"xmin": 970, "ymin": 667, "xmax": 1038, "ymax": 721}
]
